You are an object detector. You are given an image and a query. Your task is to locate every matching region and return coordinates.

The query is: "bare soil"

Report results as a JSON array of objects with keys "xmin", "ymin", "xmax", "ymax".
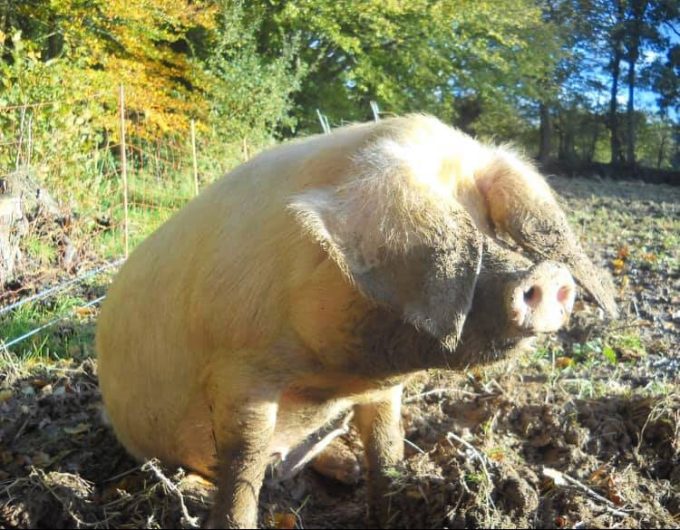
[{"xmin": 1, "ymin": 176, "xmax": 679, "ymax": 529}]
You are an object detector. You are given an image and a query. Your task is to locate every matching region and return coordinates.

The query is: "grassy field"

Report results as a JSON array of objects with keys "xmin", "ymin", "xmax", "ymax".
[{"xmin": 0, "ymin": 174, "xmax": 678, "ymax": 528}]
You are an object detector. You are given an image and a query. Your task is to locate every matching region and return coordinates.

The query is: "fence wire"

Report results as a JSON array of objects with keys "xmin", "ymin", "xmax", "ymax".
[
  {"xmin": 0, "ymin": 87, "xmax": 233, "ymax": 355},
  {"xmin": 2, "ymin": 295, "xmax": 107, "ymax": 351},
  {"xmin": 0, "ymin": 259, "xmax": 124, "ymax": 318},
  {"xmin": 0, "ymin": 93, "xmax": 355, "ymax": 355}
]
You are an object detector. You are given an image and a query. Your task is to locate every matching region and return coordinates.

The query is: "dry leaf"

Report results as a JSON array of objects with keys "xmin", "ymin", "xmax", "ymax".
[
  {"xmin": 0, "ymin": 389, "xmax": 12, "ymax": 403},
  {"xmin": 75, "ymin": 306, "xmax": 97, "ymax": 317},
  {"xmin": 617, "ymin": 245, "xmax": 630, "ymax": 259},
  {"xmin": 32, "ymin": 451, "xmax": 52, "ymax": 467},
  {"xmin": 612, "ymin": 258, "xmax": 625, "ymax": 275},
  {"xmin": 556, "ymin": 357, "xmax": 574, "ymax": 369},
  {"xmin": 271, "ymin": 512, "xmax": 297, "ymax": 529}
]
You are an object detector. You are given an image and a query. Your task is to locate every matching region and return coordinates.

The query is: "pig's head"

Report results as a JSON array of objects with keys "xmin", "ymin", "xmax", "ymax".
[
  {"xmin": 291, "ymin": 189, "xmax": 581, "ymax": 376},
  {"xmin": 289, "ymin": 137, "xmax": 615, "ymax": 375},
  {"xmin": 334, "ymin": 237, "xmax": 577, "ymax": 375}
]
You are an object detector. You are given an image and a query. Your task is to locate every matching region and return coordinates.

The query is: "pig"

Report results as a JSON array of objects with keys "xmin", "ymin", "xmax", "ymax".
[{"xmin": 96, "ymin": 114, "xmax": 617, "ymax": 528}]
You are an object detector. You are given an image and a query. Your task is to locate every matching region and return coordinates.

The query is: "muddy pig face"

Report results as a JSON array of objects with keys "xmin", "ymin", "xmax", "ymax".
[
  {"xmin": 354, "ymin": 239, "xmax": 576, "ymax": 375},
  {"xmin": 449, "ymin": 241, "xmax": 576, "ymax": 368}
]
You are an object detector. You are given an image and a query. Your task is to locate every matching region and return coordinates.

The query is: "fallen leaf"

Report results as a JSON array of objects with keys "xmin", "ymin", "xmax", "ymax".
[
  {"xmin": 75, "ymin": 306, "xmax": 97, "ymax": 318},
  {"xmin": 271, "ymin": 512, "xmax": 297, "ymax": 529},
  {"xmin": 556, "ymin": 357, "xmax": 574, "ymax": 369},
  {"xmin": 488, "ymin": 448, "xmax": 505, "ymax": 462},
  {"xmin": 31, "ymin": 378, "xmax": 49, "ymax": 389},
  {"xmin": 0, "ymin": 389, "xmax": 12, "ymax": 403},
  {"xmin": 1, "ymin": 451, "xmax": 13, "ymax": 466},
  {"xmin": 612, "ymin": 258, "xmax": 625, "ymax": 275}
]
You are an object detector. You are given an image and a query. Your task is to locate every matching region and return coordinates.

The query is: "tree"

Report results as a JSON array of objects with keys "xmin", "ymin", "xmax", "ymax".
[
  {"xmin": 615, "ymin": 0, "xmax": 678, "ymax": 166},
  {"xmin": 237, "ymin": 0, "xmax": 561, "ymax": 136},
  {"xmin": 606, "ymin": 0, "xmax": 627, "ymax": 165}
]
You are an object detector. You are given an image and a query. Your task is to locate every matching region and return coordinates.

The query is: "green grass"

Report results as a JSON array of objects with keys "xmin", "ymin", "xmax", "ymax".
[
  {"xmin": 0, "ymin": 294, "xmax": 99, "ymax": 364},
  {"xmin": 1, "ymin": 168, "xmax": 202, "ymax": 367}
]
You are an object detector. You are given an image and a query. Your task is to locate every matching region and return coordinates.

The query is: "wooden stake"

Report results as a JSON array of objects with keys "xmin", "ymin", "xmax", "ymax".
[
  {"xmin": 191, "ymin": 120, "xmax": 199, "ymax": 196},
  {"xmin": 242, "ymin": 136, "xmax": 249, "ymax": 161},
  {"xmin": 119, "ymin": 85, "xmax": 129, "ymax": 259}
]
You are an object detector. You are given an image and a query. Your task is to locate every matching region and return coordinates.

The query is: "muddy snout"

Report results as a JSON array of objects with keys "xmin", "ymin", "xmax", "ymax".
[{"xmin": 509, "ymin": 262, "xmax": 576, "ymax": 333}]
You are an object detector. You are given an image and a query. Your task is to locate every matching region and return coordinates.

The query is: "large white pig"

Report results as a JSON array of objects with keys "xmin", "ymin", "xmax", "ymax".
[{"xmin": 97, "ymin": 115, "xmax": 616, "ymax": 528}]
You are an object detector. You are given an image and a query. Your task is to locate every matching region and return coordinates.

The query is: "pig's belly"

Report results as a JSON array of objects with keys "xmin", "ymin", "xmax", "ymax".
[{"xmin": 177, "ymin": 394, "xmax": 354, "ymax": 480}]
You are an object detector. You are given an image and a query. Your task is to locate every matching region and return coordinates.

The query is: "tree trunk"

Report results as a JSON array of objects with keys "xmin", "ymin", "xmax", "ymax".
[
  {"xmin": 657, "ymin": 133, "xmax": 667, "ymax": 169},
  {"xmin": 609, "ymin": 46, "xmax": 624, "ymax": 165},
  {"xmin": 625, "ymin": 0, "xmax": 649, "ymax": 167},
  {"xmin": 626, "ymin": 57, "xmax": 636, "ymax": 166},
  {"xmin": 608, "ymin": 0, "xmax": 626, "ymax": 165},
  {"xmin": 538, "ymin": 102, "xmax": 552, "ymax": 163},
  {"xmin": 587, "ymin": 123, "xmax": 601, "ymax": 163}
]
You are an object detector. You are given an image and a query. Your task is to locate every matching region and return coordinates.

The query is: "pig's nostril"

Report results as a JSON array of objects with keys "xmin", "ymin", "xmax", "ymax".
[
  {"xmin": 523, "ymin": 286, "xmax": 541, "ymax": 307},
  {"xmin": 557, "ymin": 285, "xmax": 572, "ymax": 304}
]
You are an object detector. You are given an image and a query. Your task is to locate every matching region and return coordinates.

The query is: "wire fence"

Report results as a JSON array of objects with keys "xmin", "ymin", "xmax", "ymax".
[
  {"xmin": 0, "ymin": 86, "xmax": 254, "ymax": 357},
  {"xmin": 0, "ymin": 94, "xmax": 380, "ymax": 358}
]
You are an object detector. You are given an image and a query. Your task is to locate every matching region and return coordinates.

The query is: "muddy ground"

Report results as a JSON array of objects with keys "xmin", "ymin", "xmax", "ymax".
[{"xmin": 1, "ymin": 176, "xmax": 679, "ymax": 529}]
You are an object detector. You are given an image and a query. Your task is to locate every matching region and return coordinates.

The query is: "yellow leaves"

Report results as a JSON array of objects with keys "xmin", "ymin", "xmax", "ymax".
[
  {"xmin": 613, "ymin": 243, "xmax": 660, "ymax": 277},
  {"xmin": 642, "ymin": 252, "xmax": 658, "ymax": 264},
  {"xmin": 74, "ymin": 306, "xmax": 97, "ymax": 318},
  {"xmin": 613, "ymin": 244, "xmax": 629, "ymax": 275},
  {"xmin": 612, "ymin": 258, "xmax": 626, "ymax": 275},
  {"xmin": 555, "ymin": 356, "xmax": 574, "ymax": 369},
  {"xmin": 487, "ymin": 447, "xmax": 507, "ymax": 462}
]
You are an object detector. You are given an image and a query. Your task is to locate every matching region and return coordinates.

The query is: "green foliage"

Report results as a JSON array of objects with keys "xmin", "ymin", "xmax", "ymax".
[
  {"xmin": 198, "ymin": 1, "xmax": 305, "ymax": 143},
  {"xmin": 602, "ymin": 345, "xmax": 618, "ymax": 365},
  {"xmin": 237, "ymin": 0, "xmax": 562, "ymax": 134},
  {"xmin": 0, "ymin": 0, "xmax": 677, "ymax": 196}
]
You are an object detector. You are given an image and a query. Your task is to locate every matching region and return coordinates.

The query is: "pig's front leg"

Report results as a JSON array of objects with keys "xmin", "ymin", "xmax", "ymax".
[
  {"xmin": 205, "ymin": 393, "xmax": 278, "ymax": 529},
  {"xmin": 354, "ymin": 384, "xmax": 404, "ymax": 527}
]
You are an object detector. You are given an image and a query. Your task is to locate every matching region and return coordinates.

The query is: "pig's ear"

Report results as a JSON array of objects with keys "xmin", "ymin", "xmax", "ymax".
[
  {"xmin": 289, "ymin": 188, "xmax": 484, "ymax": 349},
  {"xmin": 476, "ymin": 150, "xmax": 618, "ymax": 317}
]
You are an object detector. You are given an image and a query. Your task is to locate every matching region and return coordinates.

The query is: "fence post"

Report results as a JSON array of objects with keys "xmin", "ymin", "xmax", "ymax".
[
  {"xmin": 370, "ymin": 100, "xmax": 380, "ymax": 122},
  {"xmin": 242, "ymin": 137, "xmax": 249, "ymax": 161},
  {"xmin": 316, "ymin": 109, "xmax": 331, "ymax": 134},
  {"xmin": 119, "ymin": 85, "xmax": 129, "ymax": 259},
  {"xmin": 191, "ymin": 120, "xmax": 199, "ymax": 197}
]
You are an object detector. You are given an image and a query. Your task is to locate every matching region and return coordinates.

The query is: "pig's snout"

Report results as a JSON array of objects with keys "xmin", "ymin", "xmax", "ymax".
[{"xmin": 510, "ymin": 262, "xmax": 576, "ymax": 333}]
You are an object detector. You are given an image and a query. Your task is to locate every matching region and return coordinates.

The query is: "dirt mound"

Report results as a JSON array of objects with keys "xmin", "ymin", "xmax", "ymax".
[{"xmin": 1, "ymin": 361, "xmax": 677, "ymax": 529}]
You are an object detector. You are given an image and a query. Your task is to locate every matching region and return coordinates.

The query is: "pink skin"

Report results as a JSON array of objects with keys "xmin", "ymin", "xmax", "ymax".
[{"xmin": 509, "ymin": 262, "xmax": 576, "ymax": 333}]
